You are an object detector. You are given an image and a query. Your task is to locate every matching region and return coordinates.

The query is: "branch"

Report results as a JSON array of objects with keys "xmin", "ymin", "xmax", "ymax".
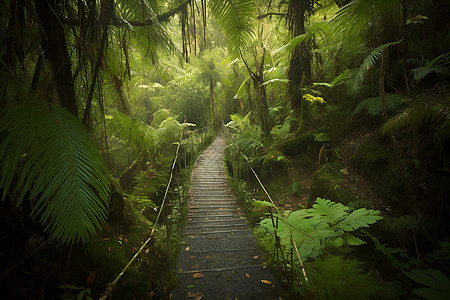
[{"xmin": 256, "ymin": 12, "xmax": 286, "ymax": 20}]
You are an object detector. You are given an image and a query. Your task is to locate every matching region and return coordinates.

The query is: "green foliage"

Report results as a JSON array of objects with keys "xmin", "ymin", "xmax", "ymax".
[
  {"xmin": 209, "ymin": 0, "xmax": 255, "ymax": 56},
  {"xmin": 348, "ymin": 40, "xmax": 402, "ymax": 96},
  {"xmin": 271, "ymin": 115, "xmax": 296, "ymax": 142},
  {"xmin": 274, "ymin": 21, "xmax": 329, "ymax": 54},
  {"xmin": 226, "ymin": 113, "xmax": 264, "ymax": 159},
  {"xmin": 411, "ymin": 51, "xmax": 450, "ymax": 82},
  {"xmin": 381, "ymin": 101, "xmax": 450, "ymax": 135},
  {"xmin": 307, "ymin": 256, "xmax": 383, "ymax": 300},
  {"xmin": 153, "ymin": 109, "xmax": 172, "ymax": 127},
  {"xmin": 0, "ymin": 102, "xmax": 110, "ymax": 245},
  {"xmin": 405, "ymin": 269, "xmax": 450, "ymax": 300},
  {"xmin": 156, "ymin": 117, "xmax": 181, "ymax": 151},
  {"xmin": 258, "ymin": 198, "xmax": 382, "ymax": 261},
  {"xmin": 107, "ymin": 111, "xmax": 156, "ymax": 155},
  {"xmin": 352, "ymin": 93, "xmax": 409, "ymax": 118}
]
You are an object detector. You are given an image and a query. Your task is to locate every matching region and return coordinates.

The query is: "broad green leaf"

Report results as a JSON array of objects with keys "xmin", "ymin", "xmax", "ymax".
[{"xmin": 252, "ymin": 200, "xmax": 275, "ymax": 208}]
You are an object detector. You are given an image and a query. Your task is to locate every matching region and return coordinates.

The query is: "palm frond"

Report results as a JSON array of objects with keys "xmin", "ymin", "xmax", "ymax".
[
  {"xmin": 0, "ymin": 102, "xmax": 110, "ymax": 245},
  {"xmin": 381, "ymin": 102, "xmax": 450, "ymax": 135},
  {"xmin": 331, "ymin": 0, "xmax": 401, "ymax": 36},
  {"xmin": 209, "ymin": 0, "xmax": 256, "ymax": 56}
]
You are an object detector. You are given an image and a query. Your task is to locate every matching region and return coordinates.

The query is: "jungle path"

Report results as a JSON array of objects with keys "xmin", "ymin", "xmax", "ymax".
[{"xmin": 171, "ymin": 134, "xmax": 279, "ymax": 299}]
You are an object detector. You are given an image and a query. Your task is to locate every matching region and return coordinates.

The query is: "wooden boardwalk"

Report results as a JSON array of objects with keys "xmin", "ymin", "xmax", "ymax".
[{"xmin": 171, "ymin": 135, "xmax": 279, "ymax": 300}]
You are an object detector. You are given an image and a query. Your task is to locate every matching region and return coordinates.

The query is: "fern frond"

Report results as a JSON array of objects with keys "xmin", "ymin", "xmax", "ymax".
[
  {"xmin": 381, "ymin": 102, "xmax": 450, "ymax": 135},
  {"xmin": 210, "ymin": 0, "xmax": 256, "ymax": 56},
  {"xmin": 0, "ymin": 102, "xmax": 110, "ymax": 245},
  {"xmin": 348, "ymin": 40, "xmax": 402, "ymax": 95},
  {"xmin": 352, "ymin": 93, "xmax": 409, "ymax": 117}
]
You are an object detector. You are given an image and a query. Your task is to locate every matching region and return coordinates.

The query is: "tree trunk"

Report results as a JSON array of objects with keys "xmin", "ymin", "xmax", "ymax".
[
  {"xmin": 35, "ymin": 0, "xmax": 78, "ymax": 118},
  {"xmin": 209, "ymin": 76, "xmax": 215, "ymax": 128},
  {"xmin": 379, "ymin": 47, "xmax": 389, "ymax": 121},
  {"xmin": 287, "ymin": 0, "xmax": 312, "ymax": 130}
]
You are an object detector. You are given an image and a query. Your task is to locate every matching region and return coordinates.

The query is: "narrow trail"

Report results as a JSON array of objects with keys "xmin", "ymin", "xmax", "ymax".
[{"xmin": 172, "ymin": 134, "xmax": 279, "ymax": 299}]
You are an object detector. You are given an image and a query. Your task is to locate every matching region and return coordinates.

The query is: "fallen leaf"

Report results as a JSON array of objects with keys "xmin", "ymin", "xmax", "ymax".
[
  {"xmin": 192, "ymin": 273, "xmax": 204, "ymax": 279},
  {"xmin": 180, "ymin": 268, "xmax": 182, "ymax": 272},
  {"xmin": 253, "ymin": 255, "xmax": 258, "ymax": 259},
  {"xmin": 187, "ymin": 292, "xmax": 203, "ymax": 299},
  {"xmin": 245, "ymin": 273, "xmax": 250, "ymax": 278},
  {"xmin": 189, "ymin": 256, "xmax": 196, "ymax": 259},
  {"xmin": 102, "ymin": 238, "xmax": 110, "ymax": 241},
  {"xmin": 205, "ymin": 255, "xmax": 212, "ymax": 259},
  {"xmin": 261, "ymin": 279, "xmax": 273, "ymax": 285},
  {"xmin": 192, "ymin": 264, "xmax": 199, "ymax": 269},
  {"xmin": 181, "ymin": 241, "xmax": 186, "ymax": 244},
  {"xmin": 108, "ymin": 247, "xmax": 111, "ymax": 252},
  {"xmin": 86, "ymin": 271, "xmax": 96, "ymax": 287},
  {"xmin": 240, "ymin": 261, "xmax": 246, "ymax": 264},
  {"xmin": 185, "ymin": 246, "xmax": 190, "ymax": 251},
  {"xmin": 189, "ymin": 235, "xmax": 195, "ymax": 238}
]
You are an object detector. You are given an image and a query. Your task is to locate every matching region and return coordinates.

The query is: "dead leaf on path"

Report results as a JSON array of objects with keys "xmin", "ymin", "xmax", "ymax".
[
  {"xmin": 192, "ymin": 273, "xmax": 204, "ymax": 279},
  {"xmin": 279, "ymin": 297, "xmax": 283, "ymax": 300},
  {"xmin": 102, "ymin": 238, "xmax": 110, "ymax": 241},
  {"xmin": 261, "ymin": 279, "xmax": 273, "ymax": 285},
  {"xmin": 240, "ymin": 261, "xmax": 246, "ymax": 264},
  {"xmin": 205, "ymin": 255, "xmax": 212, "ymax": 259},
  {"xmin": 180, "ymin": 268, "xmax": 182, "ymax": 272},
  {"xmin": 189, "ymin": 256, "xmax": 196, "ymax": 259},
  {"xmin": 253, "ymin": 255, "xmax": 258, "ymax": 259},
  {"xmin": 185, "ymin": 246, "xmax": 190, "ymax": 251},
  {"xmin": 189, "ymin": 235, "xmax": 195, "ymax": 238},
  {"xmin": 245, "ymin": 273, "xmax": 250, "ymax": 278},
  {"xmin": 108, "ymin": 247, "xmax": 111, "ymax": 252},
  {"xmin": 188, "ymin": 218, "xmax": 192, "ymax": 221},
  {"xmin": 181, "ymin": 241, "xmax": 186, "ymax": 244},
  {"xmin": 187, "ymin": 292, "xmax": 203, "ymax": 299},
  {"xmin": 192, "ymin": 264, "xmax": 199, "ymax": 269},
  {"xmin": 86, "ymin": 271, "xmax": 95, "ymax": 287}
]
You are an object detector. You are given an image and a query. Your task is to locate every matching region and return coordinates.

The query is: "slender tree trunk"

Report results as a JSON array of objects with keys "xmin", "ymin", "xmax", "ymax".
[
  {"xmin": 82, "ymin": 0, "xmax": 113, "ymax": 126},
  {"xmin": 35, "ymin": 0, "xmax": 78, "ymax": 118},
  {"xmin": 379, "ymin": 47, "xmax": 389, "ymax": 121},
  {"xmin": 209, "ymin": 76, "xmax": 215, "ymax": 128}
]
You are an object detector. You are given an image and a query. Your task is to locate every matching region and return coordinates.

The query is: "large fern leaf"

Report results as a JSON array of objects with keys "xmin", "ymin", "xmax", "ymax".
[
  {"xmin": 210, "ymin": 0, "xmax": 255, "ymax": 56},
  {"xmin": 381, "ymin": 102, "xmax": 450, "ymax": 135},
  {"xmin": 348, "ymin": 40, "xmax": 402, "ymax": 95},
  {"xmin": 0, "ymin": 102, "xmax": 110, "ymax": 245}
]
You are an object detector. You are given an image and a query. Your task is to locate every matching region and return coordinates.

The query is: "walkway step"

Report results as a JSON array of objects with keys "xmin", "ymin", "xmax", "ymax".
[{"xmin": 171, "ymin": 134, "xmax": 278, "ymax": 300}]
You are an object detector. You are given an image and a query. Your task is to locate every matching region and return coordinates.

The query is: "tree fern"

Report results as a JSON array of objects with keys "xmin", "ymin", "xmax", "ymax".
[
  {"xmin": 209, "ymin": 0, "xmax": 255, "ymax": 56},
  {"xmin": 0, "ymin": 102, "xmax": 110, "ymax": 245}
]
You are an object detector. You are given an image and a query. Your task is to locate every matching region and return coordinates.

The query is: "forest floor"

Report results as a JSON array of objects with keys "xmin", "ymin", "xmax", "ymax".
[{"xmin": 171, "ymin": 135, "xmax": 279, "ymax": 300}]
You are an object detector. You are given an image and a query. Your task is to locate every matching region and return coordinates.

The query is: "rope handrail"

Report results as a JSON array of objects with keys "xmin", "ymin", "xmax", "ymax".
[
  {"xmin": 224, "ymin": 127, "xmax": 308, "ymax": 283},
  {"xmin": 100, "ymin": 122, "xmax": 190, "ymax": 300}
]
